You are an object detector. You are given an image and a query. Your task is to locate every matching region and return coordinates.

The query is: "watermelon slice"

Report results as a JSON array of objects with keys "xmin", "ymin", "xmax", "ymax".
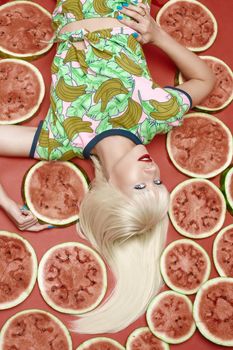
[
  {"xmin": 37, "ymin": 242, "xmax": 107, "ymax": 314},
  {"xmin": 213, "ymin": 225, "xmax": 233, "ymax": 277},
  {"xmin": 146, "ymin": 291, "xmax": 196, "ymax": 344},
  {"xmin": 23, "ymin": 161, "xmax": 89, "ymax": 226},
  {"xmin": 0, "ymin": 1, "xmax": 54, "ymax": 59},
  {"xmin": 76, "ymin": 337, "xmax": 125, "ymax": 350},
  {"xmin": 0, "ymin": 59, "xmax": 45, "ymax": 124},
  {"xmin": 169, "ymin": 179, "xmax": 226, "ymax": 239},
  {"xmin": 0, "ymin": 231, "xmax": 37, "ymax": 310},
  {"xmin": 160, "ymin": 239, "xmax": 211, "ymax": 294},
  {"xmin": 166, "ymin": 113, "xmax": 233, "ymax": 178},
  {"xmin": 0, "ymin": 309, "xmax": 72, "ymax": 350},
  {"xmin": 193, "ymin": 277, "xmax": 233, "ymax": 347},
  {"xmin": 126, "ymin": 327, "xmax": 170, "ymax": 350},
  {"xmin": 176, "ymin": 56, "xmax": 233, "ymax": 112},
  {"xmin": 220, "ymin": 165, "xmax": 233, "ymax": 215},
  {"xmin": 156, "ymin": 0, "xmax": 218, "ymax": 51}
]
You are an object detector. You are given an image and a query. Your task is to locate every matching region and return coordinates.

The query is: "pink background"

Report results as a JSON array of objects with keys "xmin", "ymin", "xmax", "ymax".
[{"xmin": 0, "ymin": 0, "xmax": 232, "ymax": 349}]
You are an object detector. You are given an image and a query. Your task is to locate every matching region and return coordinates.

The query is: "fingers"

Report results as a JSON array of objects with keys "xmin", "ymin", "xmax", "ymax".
[
  {"xmin": 19, "ymin": 209, "xmax": 38, "ymax": 225},
  {"xmin": 117, "ymin": 3, "xmax": 151, "ymax": 44},
  {"xmin": 17, "ymin": 204, "xmax": 56, "ymax": 231},
  {"xmin": 117, "ymin": 18, "xmax": 143, "ymax": 44},
  {"xmin": 22, "ymin": 223, "xmax": 55, "ymax": 232},
  {"xmin": 118, "ymin": 7, "xmax": 145, "ymax": 23},
  {"xmin": 19, "ymin": 205, "xmax": 35, "ymax": 220},
  {"xmin": 118, "ymin": 3, "xmax": 149, "ymax": 21},
  {"xmin": 17, "ymin": 205, "xmax": 38, "ymax": 230},
  {"xmin": 20, "ymin": 204, "xmax": 29, "ymax": 211},
  {"xmin": 117, "ymin": 17, "xmax": 141, "ymax": 31},
  {"xmin": 17, "ymin": 217, "xmax": 38, "ymax": 231}
]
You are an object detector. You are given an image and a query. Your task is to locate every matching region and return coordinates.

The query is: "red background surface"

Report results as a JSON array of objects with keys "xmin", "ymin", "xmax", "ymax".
[{"xmin": 0, "ymin": 0, "xmax": 232, "ymax": 349}]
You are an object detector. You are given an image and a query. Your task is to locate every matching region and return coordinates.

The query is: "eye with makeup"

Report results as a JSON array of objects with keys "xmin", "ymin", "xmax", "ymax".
[
  {"xmin": 154, "ymin": 179, "xmax": 162, "ymax": 185},
  {"xmin": 134, "ymin": 179, "xmax": 162, "ymax": 190},
  {"xmin": 134, "ymin": 183, "xmax": 146, "ymax": 190}
]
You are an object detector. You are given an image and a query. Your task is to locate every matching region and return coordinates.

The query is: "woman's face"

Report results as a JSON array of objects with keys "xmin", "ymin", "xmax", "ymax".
[{"xmin": 109, "ymin": 145, "xmax": 162, "ymax": 196}]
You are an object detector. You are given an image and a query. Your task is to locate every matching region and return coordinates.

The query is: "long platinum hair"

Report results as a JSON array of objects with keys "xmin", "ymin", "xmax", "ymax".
[{"xmin": 70, "ymin": 156, "xmax": 170, "ymax": 333}]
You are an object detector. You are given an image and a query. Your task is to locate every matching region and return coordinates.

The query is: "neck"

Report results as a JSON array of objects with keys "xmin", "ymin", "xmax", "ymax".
[{"xmin": 92, "ymin": 136, "xmax": 136, "ymax": 179}]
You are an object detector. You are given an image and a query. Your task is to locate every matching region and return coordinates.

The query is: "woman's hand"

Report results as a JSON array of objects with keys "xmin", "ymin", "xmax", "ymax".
[
  {"xmin": 0, "ymin": 184, "xmax": 51, "ymax": 232},
  {"xmin": 3, "ymin": 199, "xmax": 51, "ymax": 232},
  {"xmin": 117, "ymin": 2, "xmax": 164, "ymax": 45},
  {"xmin": 117, "ymin": 1, "xmax": 216, "ymax": 107}
]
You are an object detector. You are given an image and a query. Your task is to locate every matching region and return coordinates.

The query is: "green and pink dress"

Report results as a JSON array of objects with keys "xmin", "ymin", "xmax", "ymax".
[{"xmin": 32, "ymin": 0, "xmax": 192, "ymax": 160}]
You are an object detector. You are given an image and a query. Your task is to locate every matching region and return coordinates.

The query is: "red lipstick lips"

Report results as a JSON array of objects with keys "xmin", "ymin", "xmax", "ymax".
[{"xmin": 138, "ymin": 154, "xmax": 153, "ymax": 162}]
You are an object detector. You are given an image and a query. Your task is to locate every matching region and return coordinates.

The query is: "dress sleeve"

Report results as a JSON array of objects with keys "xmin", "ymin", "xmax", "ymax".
[
  {"xmin": 164, "ymin": 86, "xmax": 193, "ymax": 110},
  {"xmin": 156, "ymin": 86, "xmax": 192, "ymax": 128}
]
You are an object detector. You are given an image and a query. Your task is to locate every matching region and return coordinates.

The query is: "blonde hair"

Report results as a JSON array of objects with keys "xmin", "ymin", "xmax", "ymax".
[{"xmin": 70, "ymin": 156, "xmax": 169, "ymax": 333}]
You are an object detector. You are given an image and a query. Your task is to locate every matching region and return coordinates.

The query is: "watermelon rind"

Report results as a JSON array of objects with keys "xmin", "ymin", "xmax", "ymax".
[
  {"xmin": 193, "ymin": 277, "xmax": 233, "ymax": 347},
  {"xmin": 177, "ymin": 56, "xmax": 233, "ymax": 112},
  {"xmin": 0, "ymin": 1, "xmax": 54, "ymax": 59},
  {"xmin": 0, "ymin": 231, "xmax": 37, "ymax": 310},
  {"xmin": 156, "ymin": 0, "xmax": 218, "ymax": 52},
  {"xmin": 166, "ymin": 113, "xmax": 233, "ymax": 178},
  {"xmin": 0, "ymin": 308, "xmax": 73, "ymax": 350},
  {"xmin": 160, "ymin": 239, "xmax": 211, "ymax": 295},
  {"xmin": 0, "ymin": 59, "xmax": 45, "ymax": 125},
  {"xmin": 37, "ymin": 242, "xmax": 107, "ymax": 315},
  {"xmin": 126, "ymin": 326, "xmax": 170, "ymax": 350},
  {"xmin": 220, "ymin": 165, "xmax": 233, "ymax": 215},
  {"xmin": 76, "ymin": 337, "xmax": 125, "ymax": 350},
  {"xmin": 213, "ymin": 224, "xmax": 233, "ymax": 277},
  {"xmin": 146, "ymin": 290, "xmax": 196, "ymax": 344},
  {"xmin": 169, "ymin": 178, "xmax": 226, "ymax": 239},
  {"xmin": 23, "ymin": 161, "xmax": 89, "ymax": 226}
]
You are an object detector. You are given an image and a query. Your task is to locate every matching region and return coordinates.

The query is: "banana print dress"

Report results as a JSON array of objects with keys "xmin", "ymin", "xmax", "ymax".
[{"xmin": 32, "ymin": 0, "xmax": 192, "ymax": 160}]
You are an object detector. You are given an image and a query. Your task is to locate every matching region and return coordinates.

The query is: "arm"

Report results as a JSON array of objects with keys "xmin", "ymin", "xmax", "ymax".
[
  {"xmin": 151, "ymin": 28, "xmax": 216, "ymax": 107},
  {"xmin": 118, "ymin": 3, "xmax": 216, "ymax": 107},
  {"xmin": 0, "ymin": 183, "xmax": 50, "ymax": 232}
]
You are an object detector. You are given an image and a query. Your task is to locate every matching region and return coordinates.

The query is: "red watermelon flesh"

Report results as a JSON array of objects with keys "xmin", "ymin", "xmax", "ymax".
[
  {"xmin": 164, "ymin": 242, "xmax": 208, "ymax": 292},
  {"xmin": 169, "ymin": 116, "xmax": 230, "ymax": 175},
  {"xmin": 28, "ymin": 162, "xmax": 85, "ymax": 220},
  {"xmin": 201, "ymin": 59, "xmax": 233, "ymax": 108},
  {"xmin": 129, "ymin": 329, "xmax": 165, "ymax": 350},
  {"xmin": 42, "ymin": 245, "xmax": 105, "ymax": 311},
  {"xmin": 159, "ymin": 1, "xmax": 215, "ymax": 48},
  {"xmin": 0, "ymin": 61, "xmax": 42, "ymax": 121},
  {"xmin": 172, "ymin": 181, "xmax": 223, "ymax": 236},
  {"xmin": 0, "ymin": 3, "xmax": 54, "ymax": 55},
  {"xmin": 80, "ymin": 341, "xmax": 122, "ymax": 350},
  {"xmin": 0, "ymin": 236, "xmax": 33, "ymax": 304},
  {"xmin": 2, "ymin": 311, "xmax": 70, "ymax": 350},
  {"xmin": 198, "ymin": 282, "xmax": 233, "ymax": 341},
  {"xmin": 149, "ymin": 294, "xmax": 194, "ymax": 339},
  {"xmin": 216, "ymin": 227, "xmax": 233, "ymax": 277}
]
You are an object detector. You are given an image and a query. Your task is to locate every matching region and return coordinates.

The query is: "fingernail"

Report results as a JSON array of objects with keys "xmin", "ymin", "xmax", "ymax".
[
  {"xmin": 122, "ymin": 3, "xmax": 129, "ymax": 6},
  {"xmin": 48, "ymin": 225, "xmax": 56, "ymax": 229},
  {"xmin": 132, "ymin": 32, "xmax": 139, "ymax": 38},
  {"xmin": 117, "ymin": 6, "xmax": 122, "ymax": 10},
  {"xmin": 117, "ymin": 15, "xmax": 123, "ymax": 20},
  {"xmin": 20, "ymin": 204, "xmax": 29, "ymax": 211}
]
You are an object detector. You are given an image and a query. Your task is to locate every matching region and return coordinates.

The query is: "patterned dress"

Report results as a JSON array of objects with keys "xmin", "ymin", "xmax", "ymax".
[{"xmin": 33, "ymin": 0, "xmax": 192, "ymax": 160}]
